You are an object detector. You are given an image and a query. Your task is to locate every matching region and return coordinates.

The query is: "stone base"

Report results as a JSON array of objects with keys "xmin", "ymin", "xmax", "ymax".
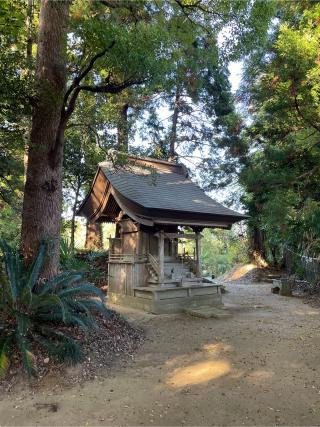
[
  {"xmin": 272, "ymin": 279, "xmax": 292, "ymax": 296},
  {"xmin": 108, "ymin": 284, "xmax": 222, "ymax": 314},
  {"xmin": 184, "ymin": 306, "xmax": 232, "ymax": 319}
]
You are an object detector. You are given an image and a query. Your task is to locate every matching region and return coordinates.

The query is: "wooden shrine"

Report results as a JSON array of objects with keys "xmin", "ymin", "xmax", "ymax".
[{"xmin": 78, "ymin": 155, "xmax": 247, "ymax": 313}]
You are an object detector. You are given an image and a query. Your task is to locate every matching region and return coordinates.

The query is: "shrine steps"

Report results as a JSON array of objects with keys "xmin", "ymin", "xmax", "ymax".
[{"xmin": 147, "ymin": 259, "xmax": 196, "ymax": 286}]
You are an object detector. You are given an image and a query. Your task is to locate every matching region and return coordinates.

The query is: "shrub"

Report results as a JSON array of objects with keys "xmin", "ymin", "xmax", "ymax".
[
  {"xmin": 60, "ymin": 238, "xmax": 107, "ymax": 286},
  {"xmin": 0, "ymin": 240, "xmax": 109, "ymax": 378}
]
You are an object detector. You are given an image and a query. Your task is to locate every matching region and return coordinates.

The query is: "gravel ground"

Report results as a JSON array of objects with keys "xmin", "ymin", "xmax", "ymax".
[
  {"xmin": 304, "ymin": 293, "xmax": 320, "ymax": 307},
  {"xmin": 1, "ymin": 283, "xmax": 320, "ymax": 426}
]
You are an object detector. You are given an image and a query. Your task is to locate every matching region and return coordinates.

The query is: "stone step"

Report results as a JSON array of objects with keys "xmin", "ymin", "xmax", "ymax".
[
  {"xmin": 164, "ymin": 264, "xmax": 190, "ymax": 269},
  {"xmin": 164, "ymin": 266, "xmax": 190, "ymax": 273},
  {"xmin": 184, "ymin": 306, "xmax": 232, "ymax": 319},
  {"xmin": 164, "ymin": 261, "xmax": 190, "ymax": 266}
]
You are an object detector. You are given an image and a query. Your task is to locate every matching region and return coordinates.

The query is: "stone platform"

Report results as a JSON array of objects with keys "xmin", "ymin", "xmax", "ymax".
[{"xmin": 108, "ymin": 283, "xmax": 222, "ymax": 314}]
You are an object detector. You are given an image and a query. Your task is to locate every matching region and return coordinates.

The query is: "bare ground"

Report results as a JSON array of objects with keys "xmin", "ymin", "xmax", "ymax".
[{"xmin": 1, "ymin": 282, "xmax": 320, "ymax": 426}]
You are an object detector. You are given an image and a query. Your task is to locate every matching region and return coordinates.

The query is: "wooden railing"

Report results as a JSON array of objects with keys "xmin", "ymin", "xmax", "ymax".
[
  {"xmin": 109, "ymin": 253, "xmax": 147, "ymax": 263},
  {"xmin": 148, "ymin": 253, "xmax": 160, "ymax": 276}
]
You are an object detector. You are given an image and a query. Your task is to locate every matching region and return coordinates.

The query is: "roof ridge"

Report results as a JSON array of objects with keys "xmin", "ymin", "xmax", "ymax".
[
  {"xmin": 98, "ymin": 153, "xmax": 183, "ymax": 168},
  {"xmin": 128, "ymin": 154, "xmax": 180, "ymax": 166}
]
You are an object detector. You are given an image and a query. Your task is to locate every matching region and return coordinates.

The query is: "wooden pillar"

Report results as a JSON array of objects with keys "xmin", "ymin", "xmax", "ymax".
[
  {"xmin": 195, "ymin": 231, "xmax": 202, "ymax": 278},
  {"xmin": 158, "ymin": 230, "xmax": 165, "ymax": 284},
  {"xmin": 174, "ymin": 238, "xmax": 178, "ymax": 258}
]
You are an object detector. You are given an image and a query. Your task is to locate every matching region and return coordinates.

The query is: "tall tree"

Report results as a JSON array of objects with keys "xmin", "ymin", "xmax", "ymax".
[
  {"xmin": 238, "ymin": 2, "xmax": 320, "ymax": 262},
  {"xmin": 21, "ymin": 0, "xmax": 71, "ymax": 277},
  {"xmin": 1, "ymin": 0, "xmax": 275, "ymax": 276},
  {"xmin": 133, "ymin": 1, "xmax": 275, "ymax": 170},
  {"xmin": 20, "ymin": 0, "xmax": 162, "ymax": 275}
]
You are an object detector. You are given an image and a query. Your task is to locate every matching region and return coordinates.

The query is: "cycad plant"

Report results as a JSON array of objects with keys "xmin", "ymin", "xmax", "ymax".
[{"xmin": 0, "ymin": 240, "xmax": 109, "ymax": 378}]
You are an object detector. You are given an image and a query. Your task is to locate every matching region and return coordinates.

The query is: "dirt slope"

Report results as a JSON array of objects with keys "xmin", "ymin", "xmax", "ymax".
[{"xmin": 1, "ymin": 283, "xmax": 320, "ymax": 426}]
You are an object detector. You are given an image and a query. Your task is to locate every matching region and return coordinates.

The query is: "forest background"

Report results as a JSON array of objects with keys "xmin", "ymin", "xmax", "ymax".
[{"xmin": 1, "ymin": 0, "xmax": 319, "ymax": 278}]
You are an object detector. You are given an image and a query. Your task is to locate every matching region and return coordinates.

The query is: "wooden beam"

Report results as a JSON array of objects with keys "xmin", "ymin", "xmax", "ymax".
[
  {"xmin": 153, "ymin": 219, "xmax": 232, "ymax": 228},
  {"xmin": 164, "ymin": 232, "xmax": 200, "ymax": 239}
]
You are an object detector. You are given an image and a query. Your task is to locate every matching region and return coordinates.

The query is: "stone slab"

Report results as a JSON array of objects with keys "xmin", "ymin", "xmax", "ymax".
[{"xmin": 184, "ymin": 306, "xmax": 232, "ymax": 319}]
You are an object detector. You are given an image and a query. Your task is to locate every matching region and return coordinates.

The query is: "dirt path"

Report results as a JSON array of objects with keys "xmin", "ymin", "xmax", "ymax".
[{"xmin": 1, "ymin": 283, "xmax": 320, "ymax": 426}]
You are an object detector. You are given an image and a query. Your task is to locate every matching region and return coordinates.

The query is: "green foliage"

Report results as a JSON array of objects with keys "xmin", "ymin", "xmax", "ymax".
[
  {"xmin": 201, "ymin": 228, "xmax": 249, "ymax": 277},
  {"xmin": 226, "ymin": 1, "xmax": 320, "ymax": 264},
  {"xmin": 180, "ymin": 228, "xmax": 249, "ymax": 277},
  {"xmin": 63, "ymin": 0, "xmax": 277, "ymax": 190},
  {"xmin": 0, "ymin": 240, "xmax": 109, "ymax": 378},
  {"xmin": 60, "ymin": 237, "xmax": 106, "ymax": 284},
  {"xmin": 0, "ymin": 0, "xmax": 278, "ymax": 270},
  {"xmin": 126, "ymin": 1, "xmax": 275, "ymax": 177},
  {"xmin": 0, "ymin": 205, "xmax": 21, "ymax": 246},
  {"xmin": 60, "ymin": 237, "xmax": 80, "ymax": 270}
]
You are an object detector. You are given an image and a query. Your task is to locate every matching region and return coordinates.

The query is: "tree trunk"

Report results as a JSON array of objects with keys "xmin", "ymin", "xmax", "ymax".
[
  {"xmin": 168, "ymin": 85, "xmax": 181, "ymax": 161},
  {"xmin": 251, "ymin": 225, "xmax": 267, "ymax": 265},
  {"xmin": 117, "ymin": 102, "xmax": 129, "ymax": 152},
  {"xmin": 21, "ymin": 0, "xmax": 70, "ymax": 278},
  {"xmin": 26, "ymin": 0, "xmax": 33, "ymax": 60},
  {"xmin": 85, "ymin": 222, "xmax": 103, "ymax": 250}
]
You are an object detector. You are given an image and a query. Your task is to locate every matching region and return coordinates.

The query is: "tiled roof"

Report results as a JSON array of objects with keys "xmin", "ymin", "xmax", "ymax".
[{"xmin": 99, "ymin": 159, "xmax": 246, "ymax": 219}]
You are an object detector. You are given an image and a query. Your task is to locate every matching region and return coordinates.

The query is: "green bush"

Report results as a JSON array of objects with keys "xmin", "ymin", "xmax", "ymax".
[
  {"xmin": 60, "ymin": 238, "xmax": 107, "ymax": 285},
  {"xmin": 60, "ymin": 237, "xmax": 88, "ymax": 271},
  {"xmin": 0, "ymin": 240, "xmax": 109, "ymax": 378}
]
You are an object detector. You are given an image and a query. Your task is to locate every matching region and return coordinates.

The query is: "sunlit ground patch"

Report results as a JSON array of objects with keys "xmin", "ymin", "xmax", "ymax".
[
  {"xmin": 228, "ymin": 263, "xmax": 257, "ymax": 281},
  {"xmin": 167, "ymin": 360, "xmax": 232, "ymax": 388}
]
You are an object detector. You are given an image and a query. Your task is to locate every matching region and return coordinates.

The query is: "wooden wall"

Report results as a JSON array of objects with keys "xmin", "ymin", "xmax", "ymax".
[{"xmin": 108, "ymin": 262, "xmax": 148, "ymax": 295}]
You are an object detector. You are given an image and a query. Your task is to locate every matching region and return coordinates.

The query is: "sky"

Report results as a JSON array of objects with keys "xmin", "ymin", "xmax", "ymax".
[{"xmin": 228, "ymin": 61, "xmax": 243, "ymax": 93}]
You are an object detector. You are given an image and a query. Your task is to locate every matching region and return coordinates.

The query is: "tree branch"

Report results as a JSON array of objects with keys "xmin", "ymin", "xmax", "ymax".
[
  {"xmin": 65, "ymin": 78, "xmax": 145, "ymax": 120},
  {"xmin": 291, "ymin": 80, "xmax": 320, "ymax": 133},
  {"xmin": 78, "ymin": 79, "xmax": 145, "ymax": 93},
  {"xmin": 63, "ymin": 41, "xmax": 116, "ymax": 109},
  {"xmin": 67, "ymin": 122, "xmax": 108, "ymax": 154},
  {"xmin": 174, "ymin": 0, "xmax": 231, "ymax": 25},
  {"xmin": 293, "ymin": 93, "xmax": 320, "ymax": 133}
]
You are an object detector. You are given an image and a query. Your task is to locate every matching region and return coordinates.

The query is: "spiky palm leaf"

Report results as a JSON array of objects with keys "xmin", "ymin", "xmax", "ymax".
[
  {"xmin": 0, "ymin": 334, "xmax": 11, "ymax": 377},
  {"xmin": 0, "ymin": 240, "xmax": 109, "ymax": 378}
]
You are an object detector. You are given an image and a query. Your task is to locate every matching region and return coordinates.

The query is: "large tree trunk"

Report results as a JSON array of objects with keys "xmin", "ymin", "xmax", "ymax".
[
  {"xmin": 117, "ymin": 102, "xmax": 129, "ymax": 152},
  {"xmin": 21, "ymin": 0, "xmax": 70, "ymax": 278},
  {"xmin": 85, "ymin": 222, "xmax": 103, "ymax": 250},
  {"xmin": 168, "ymin": 85, "xmax": 181, "ymax": 161}
]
